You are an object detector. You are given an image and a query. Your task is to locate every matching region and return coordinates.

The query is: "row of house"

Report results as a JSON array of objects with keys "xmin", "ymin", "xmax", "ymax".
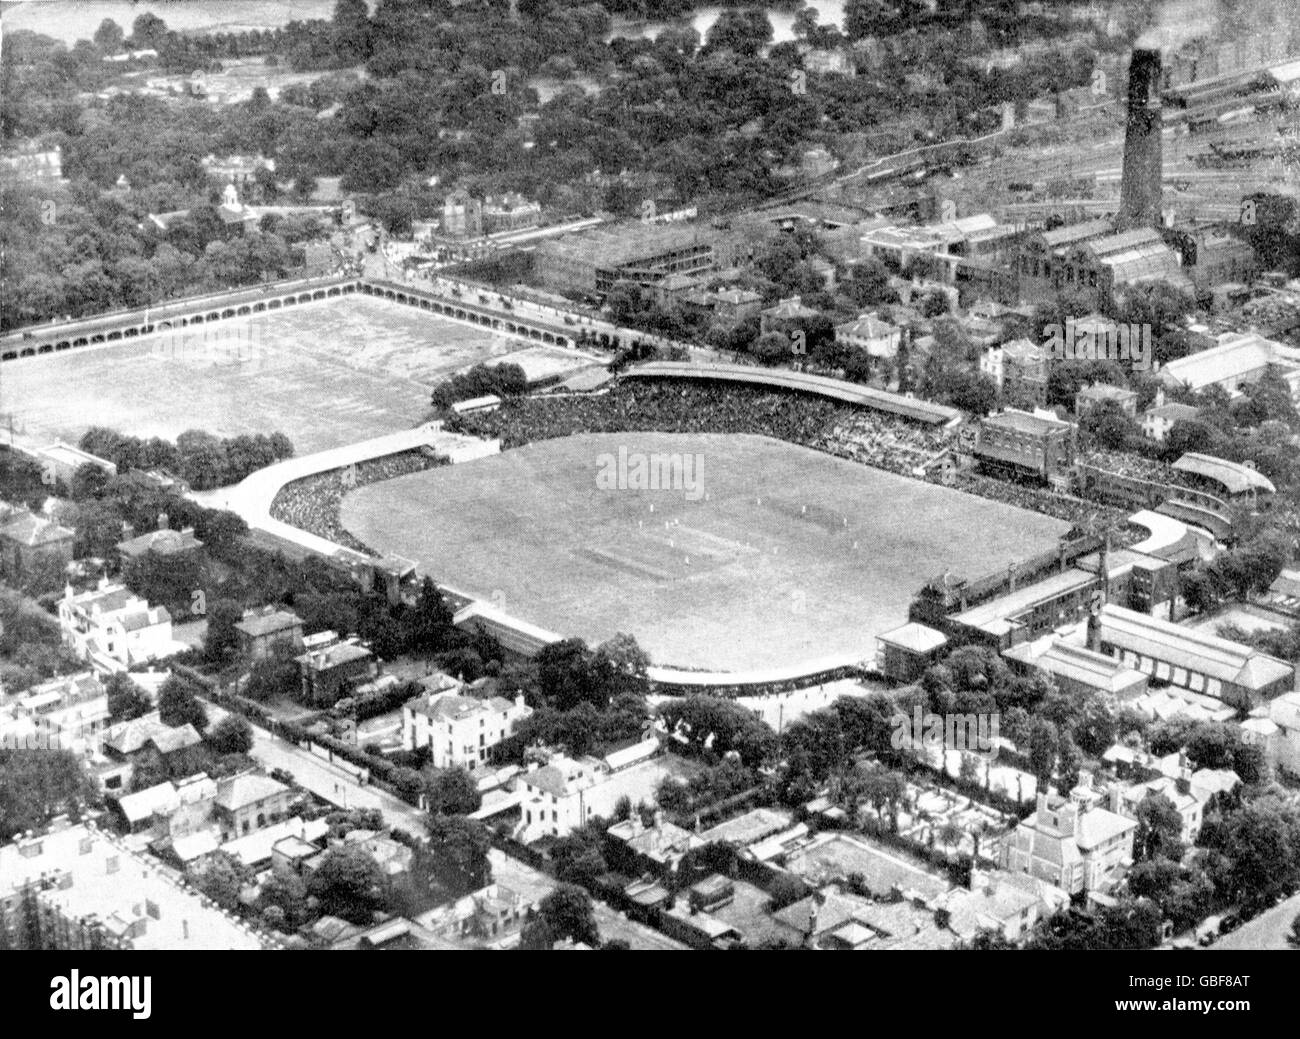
[{"xmin": 0, "ymin": 818, "xmax": 274, "ymax": 950}]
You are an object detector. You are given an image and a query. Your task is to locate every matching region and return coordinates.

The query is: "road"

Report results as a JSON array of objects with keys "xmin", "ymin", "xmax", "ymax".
[{"xmin": 203, "ymin": 698, "xmax": 426, "ymax": 833}]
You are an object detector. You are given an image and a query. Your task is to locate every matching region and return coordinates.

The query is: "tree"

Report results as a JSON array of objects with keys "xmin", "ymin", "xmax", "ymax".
[
  {"xmin": 130, "ymin": 13, "xmax": 168, "ymax": 50},
  {"xmin": 753, "ymin": 330, "xmax": 793, "ymax": 365},
  {"xmin": 308, "ymin": 845, "xmax": 387, "ymax": 924},
  {"xmin": 260, "ymin": 866, "xmax": 309, "ymax": 928},
  {"xmin": 1134, "ymin": 792, "xmax": 1184, "ymax": 863},
  {"xmin": 424, "ymin": 767, "xmax": 482, "ymax": 816},
  {"xmin": 203, "ymin": 598, "xmax": 243, "ymax": 663},
  {"xmin": 333, "ymin": 0, "xmax": 374, "ymax": 64},
  {"xmin": 1079, "ymin": 400, "xmax": 1139, "ymax": 451},
  {"xmin": 105, "ymin": 672, "xmax": 151, "ymax": 723},
  {"xmin": 0, "ymin": 750, "xmax": 97, "ymax": 836},
  {"xmin": 1027, "ymin": 719, "xmax": 1059, "ymax": 784},
  {"xmin": 860, "ymin": 769, "xmax": 907, "ymax": 832},
  {"xmin": 407, "ymin": 577, "xmax": 456, "ymax": 653},
  {"xmin": 704, "ymin": 9, "xmax": 775, "ymax": 57},
  {"xmin": 425, "ymin": 814, "xmax": 491, "ymax": 898},
  {"xmin": 207, "ymin": 716, "xmax": 254, "ymax": 755},
  {"xmin": 192, "ymin": 851, "xmax": 250, "ymax": 912},
  {"xmin": 1289, "ymin": 914, "xmax": 1300, "ymax": 950},
  {"xmin": 521, "ymin": 884, "xmax": 598, "ymax": 949},
  {"xmin": 550, "ymin": 824, "xmax": 608, "ymax": 887},
  {"xmin": 93, "ymin": 19, "xmax": 126, "ymax": 53},
  {"xmin": 157, "ymin": 676, "xmax": 208, "ymax": 733},
  {"xmin": 1224, "ymin": 799, "xmax": 1300, "ymax": 908},
  {"xmin": 842, "ymin": 258, "xmax": 893, "ymax": 308}
]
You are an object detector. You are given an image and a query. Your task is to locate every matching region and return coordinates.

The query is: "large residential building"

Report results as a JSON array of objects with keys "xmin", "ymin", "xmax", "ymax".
[
  {"xmin": 1094, "ymin": 604, "xmax": 1294, "ymax": 709},
  {"xmin": 997, "ymin": 339, "xmax": 1050, "ymax": 407},
  {"xmin": 1141, "ymin": 398, "xmax": 1200, "ymax": 443},
  {"xmin": 58, "ymin": 581, "xmax": 185, "ymax": 673},
  {"xmin": 401, "ymin": 688, "xmax": 531, "ymax": 766},
  {"xmin": 1075, "ymin": 382, "xmax": 1138, "ymax": 418},
  {"xmin": 116, "ymin": 515, "xmax": 203, "ymax": 572},
  {"xmin": 234, "ymin": 606, "xmax": 305, "ymax": 662},
  {"xmin": 295, "ymin": 636, "xmax": 376, "ymax": 707},
  {"xmin": 0, "ymin": 820, "xmax": 273, "ymax": 950},
  {"xmin": 0, "ymin": 506, "xmax": 74, "ymax": 583},
  {"xmin": 0, "ymin": 672, "xmax": 109, "ymax": 756},
  {"xmin": 1001, "ymin": 792, "xmax": 1137, "ymax": 896},
  {"xmin": 516, "ymin": 739, "xmax": 661, "ymax": 842}
]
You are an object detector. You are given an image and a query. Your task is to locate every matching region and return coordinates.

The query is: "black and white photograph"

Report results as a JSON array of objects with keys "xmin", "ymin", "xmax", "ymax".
[{"xmin": 0, "ymin": 0, "xmax": 1297, "ymax": 1002}]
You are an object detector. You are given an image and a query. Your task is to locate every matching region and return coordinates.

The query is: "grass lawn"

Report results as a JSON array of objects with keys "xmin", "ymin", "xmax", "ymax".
[
  {"xmin": 339, "ymin": 432, "xmax": 1072, "ymax": 671},
  {"xmin": 0, "ymin": 295, "xmax": 521, "ymax": 456}
]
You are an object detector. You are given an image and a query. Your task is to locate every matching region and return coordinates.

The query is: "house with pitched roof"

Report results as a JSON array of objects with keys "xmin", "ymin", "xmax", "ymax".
[
  {"xmin": 234, "ymin": 606, "xmax": 304, "ymax": 662},
  {"xmin": 1000, "ymin": 791, "xmax": 1136, "ymax": 896},
  {"xmin": 116, "ymin": 514, "xmax": 203, "ymax": 572},
  {"xmin": 401, "ymin": 687, "xmax": 531, "ymax": 766},
  {"xmin": 212, "ymin": 773, "xmax": 294, "ymax": 840},
  {"xmin": 835, "ymin": 312, "xmax": 901, "ymax": 358},
  {"xmin": 944, "ymin": 868, "xmax": 1069, "ymax": 944},
  {"xmin": 0, "ymin": 506, "xmax": 74, "ymax": 583},
  {"xmin": 58, "ymin": 580, "xmax": 185, "ymax": 673}
]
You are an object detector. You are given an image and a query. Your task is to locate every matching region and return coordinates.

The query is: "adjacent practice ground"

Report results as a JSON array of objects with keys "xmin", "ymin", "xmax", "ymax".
[
  {"xmin": 0, "ymin": 296, "xmax": 559, "ymax": 456},
  {"xmin": 339, "ymin": 432, "xmax": 1072, "ymax": 672}
]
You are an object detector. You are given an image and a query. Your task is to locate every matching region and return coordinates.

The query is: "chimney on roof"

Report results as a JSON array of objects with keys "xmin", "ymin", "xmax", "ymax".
[{"xmin": 1117, "ymin": 49, "xmax": 1163, "ymax": 230}]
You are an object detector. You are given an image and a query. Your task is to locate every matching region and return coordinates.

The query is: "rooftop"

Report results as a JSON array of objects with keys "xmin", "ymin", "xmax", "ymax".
[
  {"xmin": 117, "ymin": 526, "xmax": 202, "ymax": 558},
  {"xmin": 980, "ymin": 408, "xmax": 1072, "ymax": 436},
  {"xmin": 623, "ymin": 362, "xmax": 960, "ymax": 425},
  {"xmin": 1172, "ymin": 453, "xmax": 1276, "ymax": 496},
  {"xmin": 1097, "ymin": 604, "xmax": 1294, "ymax": 693},
  {"xmin": 214, "ymin": 773, "xmax": 291, "ymax": 813},
  {"xmin": 234, "ymin": 607, "xmax": 303, "ymax": 639},
  {"xmin": 0, "ymin": 512, "xmax": 73, "ymax": 547},
  {"xmin": 877, "ymin": 622, "xmax": 948, "ymax": 654},
  {"xmin": 0, "ymin": 821, "xmax": 271, "ymax": 950},
  {"xmin": 1158, "ymin": 331, "xmax": 1290, "ymax": 390}
]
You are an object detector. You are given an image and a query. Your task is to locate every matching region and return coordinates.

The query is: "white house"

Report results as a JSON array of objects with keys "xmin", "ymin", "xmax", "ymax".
[
  {"xmin": 58, "ymin": 580, "xmax": 185, "ymax": 673},
  {"xmin": 834, "ymin": 312, "xmax": 901, "ymax": 358},
  {"xmin": 515, "ymin": 739, "xmax": 661, "ymax": 842},
  {"xmin": 0, "ymin": 672, "xmax": 108, "ymax": 756},
  {"xmin": 401, "ymin": 686, "xmax": 531, "ymax": 768}
]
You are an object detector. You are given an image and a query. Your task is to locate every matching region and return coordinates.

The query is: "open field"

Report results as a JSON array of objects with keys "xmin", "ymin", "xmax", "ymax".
[
  {"xmin": 0, "ymin": 296, "xmax": 545, "ymax": 456},
  {"xmin": 339, "ymin": 433, "xmax": 1072, "ymax": 671}
]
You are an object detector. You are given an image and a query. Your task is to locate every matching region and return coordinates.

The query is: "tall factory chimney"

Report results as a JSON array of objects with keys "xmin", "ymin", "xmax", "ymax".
[{"xmin": 1117, "ymin": 49, "xmax": 1163, "ymax": 230}]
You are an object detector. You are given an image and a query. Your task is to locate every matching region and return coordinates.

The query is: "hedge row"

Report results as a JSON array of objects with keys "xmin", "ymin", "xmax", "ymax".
[{"xmin": 174, "ymin": 662, "xmax": 425, "ymax": 806}]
